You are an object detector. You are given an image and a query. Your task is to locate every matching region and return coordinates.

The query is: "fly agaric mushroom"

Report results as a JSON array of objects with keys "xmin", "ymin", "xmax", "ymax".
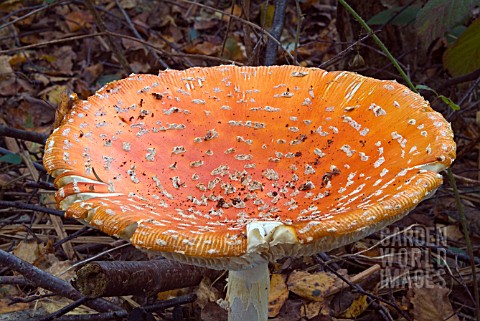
[{"xmin": 43, "ymin": 65, "xmax": 455, "ymax": 321}]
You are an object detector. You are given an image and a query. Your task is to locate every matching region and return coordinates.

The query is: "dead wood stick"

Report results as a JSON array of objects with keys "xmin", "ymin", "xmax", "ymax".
[
  {"xmin": 30, "ymin": 293, "xmax": 197, "ymax": 321},
  {"xmin": 84, "ymin": 0, "xmax": 132, "ymax": 74},
  {"xmin": 74, "ymin": 259, "xmax": 223, "ymax": 298},
  {"xmin": 0, "ymin": 124, "xmax": 48, "ymax": 144},
  {"xmin": 0, "ymin": 200, "xmax": 64, "ymax": 217},
  {"xmin": 0, "ymin": 249, "xmax": 123, "ymax": 313},
  {"xmin": 264, "ymin": 0, "xmax": 288, "ymax": 65},
  {"xmin": 0, "ymin": 275, "xmax": 34, "ymax": 286}
]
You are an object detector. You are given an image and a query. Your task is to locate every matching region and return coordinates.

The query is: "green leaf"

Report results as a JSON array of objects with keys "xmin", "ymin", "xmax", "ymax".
[
  {"xmin": 0, "ymin": 153, "xmax": 22, "ymax": 165},
  {"xmin": 416, "ymin": 85, "xmax": 460, "ymax": 111},
  {"xmin": 415, "ymin": 0, "xmax": 477, "ymax": 46},
  {"xmin": 443, "ymin": 17, "xmax": 480, "ymax": 77},
  {"xmin": 439, "ymin": 95, "xmax": 461, "ymax": 111},
  {"xmin": 367, "ymin": 6, "xmax": 419, "ymax": 26},
  {"xmin": 415, "ymin": 84, "xmax": 436, "ymax": 93}
]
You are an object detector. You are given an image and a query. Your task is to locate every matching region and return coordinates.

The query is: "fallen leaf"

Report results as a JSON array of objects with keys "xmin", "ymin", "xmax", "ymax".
[
  {"xmin": 64, "ymin": 10, "xmax": 93, "ymax": 32},
  {"xmin": 0, "ymin": 55, "xmax": 14, "ymax": 77},
  {"xmin": 342, "ymin": 294, "xmax": 368, "ymax": 318},
  {"xmin": 185, "ymin": 41, "xmax": 219, "ymax": 56},
  {"xmin": 119, "ymin": 0, "xmax": 138, "ymax": 9},
  {"xmin": 443, "ymin": 18, "xmax": 480, "ymax": 76},
  {"xmin": 0, "ymin": 298, "xmax": 30, "ymax": 314},
  {"xmin": 39, "ymin": 296, "xmax": 93, "ymax": 315},
  {"xmin": 202, "ymin": 301, "xmax": 228, "ymax": 321},
  {"xmin": 13, "ymin": 241, "xmax": 44, "ymax": 264},
  {"xmin": 80, "ymin": 63, "xmax": 104, "ymax": 85},
  {"xmin": 300, "ymin": 300, "xmax": 330, "ymax": 319},
  {"xmin": 410, "ymin": 286, "xmax": 459, "ymax": 321},
  {"xmin": 195, "ymin": 278, "xmax": 223, "ymax": 309},
  {"xmin": 270, "ymin": 298, "xmax": 303, "ymax": 321},
  {"xmin": 268, "ymin": 274, "xmax": 288, "ymax": 317},
  {"xmin": 40, "ymin": 85, "xmax": 69, "ymax": 106},
  {"xmin": 287, "ymin": 270, "xmax": 336, "ymax": 302},
  {"xmin": 194, "ymin": 18, "xmax": 219, "ymax": 30}
]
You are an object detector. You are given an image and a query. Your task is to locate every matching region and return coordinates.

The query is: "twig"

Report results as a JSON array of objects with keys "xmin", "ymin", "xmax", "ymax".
[
  {"xmin": 447, "ymin": 168, "xmax": 480, "ymax": 321},
  {"xmin": 29, "ymin": 293, "xmax": 197, "ymax": 321},
  {"xmin": 220, "ymin": 0, "xmax": 236, "ymax": 58},
  {"xmin": 113, "ymin": 0, "xmax": 169, "ymax": 69},
  {"xmin": 317, "ymin": 253, "xmax": 411, "ymax": 321},
  {"xmin": 39, "ymin": 297, "xmax": 91, "ymax": 321},
  {"xmin": 0, "ymin": 275, "xmax": 34, "ymax": 286},
  {"xmin": 240, "ymin": 0, "xmax": 256, "ymax": 65},
  {"xmin": 0, "ymin": 201, "xmax": 64, "ymax": 217},
  {"xmin": 0, "ymin": 249, "xmax": 123, "ymax": 313},
  {"xmin": 441, "ymin": 68, "xmax": 480, "ymax": 90},
  {"xmin": 144, "ymin": 293, "xmax": 197, "ymax": 312},
  {"xmin": 264, "ymin": 0, "xmax": 288, "ymax": 65},
  {"xmin": 84, "ymin": 0, "xmax": 132, "ymax": 74},
  {"xmin": 54, "ymin": 226, "xmax": 92, "ymax": 249},
  {"xmin": 0, "ymin": 124, "xmax": 49, "ymax": 144},
  {"xmin": 293, "ymin": 0, "xmax": 303, "ymax": 64},
  {"xmin": 319, "ymin": 33, "xmax": 373, "ymax": 69}
]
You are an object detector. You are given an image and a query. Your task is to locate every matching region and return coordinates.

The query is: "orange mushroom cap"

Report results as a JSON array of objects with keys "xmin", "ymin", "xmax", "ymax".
[{"xmin": 43, "ymin": 66, "xmax": 455, "ymax": 269}]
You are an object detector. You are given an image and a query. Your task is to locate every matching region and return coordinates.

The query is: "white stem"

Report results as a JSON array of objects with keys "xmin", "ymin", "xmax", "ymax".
[{"xmin": 227, "ymin": 261, "xmax": 270, "ymax": 321}]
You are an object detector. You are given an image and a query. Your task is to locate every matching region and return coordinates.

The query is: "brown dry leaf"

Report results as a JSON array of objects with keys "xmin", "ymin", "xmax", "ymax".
[
  {"xmin": 12, "ymin": 241, "xmax": 44, "ymax": 264},
  {"xmin": 341, "ymin": 294, "xmax": 368, "ymax": 318},
  {"xmin": 0, "ymin": 298, "xmax": 30, "ymax": 314},
  {"xmin": 218, "ymin": 4, "xmax": 242, "ymax": 22},
  {"xmin": 194, "ymin": 18, "xmax": 219, "ymax": 30},
  {"xmin": 300, "ymin": 300, "xmax": 330, "ymax": 319},
  {"xmin": 287, "ymin": 270, "xmax": 336, "ymax": 302},
  {"xmin": 268, "ymin": 274, "xmax": 288, "ymax": 317},
  {"xmin": 410, "ymin": 286, "xmax": 459, "ymax": 321},
  {"xmin": 201, "ymin": 302, "xmax": 228, "ymax": 321},
  {"xmin": 39, "ymin": 296, "xmax": 93, "ymax": 315},
  {"xmin": 46, "ymin": 258, "xmax": 76, "ymax": 282},
  {"xmin": 1, "ymin": 96, "xmax": 54, "ymax": 129},
  {"xmin": 0, "ymin": 0, "xmax": 23, "ymax": 13},
  {"xmin": 271, "ymin": 299, "xmax": 304, "ymax": 321},
  {"xmin": 119, "ymin": 0, "xmax": 139, "ymax": 9},
  {"xmin": 438, "ymin": 224, "xmax": 465, "ymax": 242},
  {"xmin": 40, "ymin": 85, "xmax": 69, "ymax": 106},
  {"xmin": 195, "ymin": 278, "xmax": 223, "ymax": 309},
  {"xmin": 49, "ymin": 46, "xmax": 76, "ymax": 75},
  {"xmin": 0, "ymin": 55, "xmax": 14, "ymax": 77},
  {"xmin": 185, "ymin": 42, "xmax": 219, "ymax": 56},
  {"xmin": 81, "ymin": 64, "xmax": 104, "ymax": 85},
  {"xmin": 64, "ymin": 11, "xmax": 93, "ymax": 32}
]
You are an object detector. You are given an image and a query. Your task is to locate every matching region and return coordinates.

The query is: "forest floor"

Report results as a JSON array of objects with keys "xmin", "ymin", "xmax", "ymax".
[{"xmin": 0, "ymin": 1, "xmax": 479, "ymax": 321}]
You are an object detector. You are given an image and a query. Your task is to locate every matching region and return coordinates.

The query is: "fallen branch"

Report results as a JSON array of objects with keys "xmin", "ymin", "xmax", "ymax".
[
  {"xmin": 0, "ymin": 201, "xmax": 64, "ymax": 217},
  {"xmin": 0, "ymin": 249, "xmax": 123, "ymax": 313},
  {"xmin": 74, "ymin": 259, "xmax": 223, "ymax": 297},
  {"xmin": 264, "ymin": 0, "xmax": 288, "ymax": 65},
  {"xmin": 0, "ymin": 124, "xmax": 48, "ymax": 145},
  {"xmin": 30, "ymin": 293, "xmax": 197, "ymax": 321}
]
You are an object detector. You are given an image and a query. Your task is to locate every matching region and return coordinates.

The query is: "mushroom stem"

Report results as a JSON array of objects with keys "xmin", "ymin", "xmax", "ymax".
[{"xmin": 227, "ymin": 261, "xmax": 270, "ymax": 321}]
